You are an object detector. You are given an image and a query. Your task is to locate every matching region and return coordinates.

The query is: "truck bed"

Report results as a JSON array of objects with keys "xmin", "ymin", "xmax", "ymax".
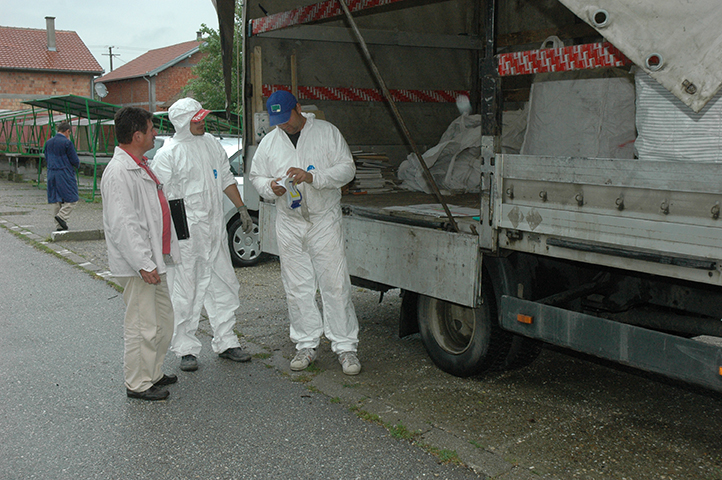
[{"xmin": 341, "ymin": 190, "xmax": 481, "ymax": 234}]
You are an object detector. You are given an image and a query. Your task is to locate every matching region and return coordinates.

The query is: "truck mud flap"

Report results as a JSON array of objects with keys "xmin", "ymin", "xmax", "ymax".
[{"xmin": 500, "ymin": 295, "xmax": 722, "ymax": 392}]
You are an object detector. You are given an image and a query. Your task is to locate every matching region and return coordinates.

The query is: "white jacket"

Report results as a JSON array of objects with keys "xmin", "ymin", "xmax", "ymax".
[
  {"xmin": 101, "ymin": 146, "xmax": 180, "ymax": 277},
  {"xmin": 249, "ymin": 113, "xmax": 355, "ymax": 218}
]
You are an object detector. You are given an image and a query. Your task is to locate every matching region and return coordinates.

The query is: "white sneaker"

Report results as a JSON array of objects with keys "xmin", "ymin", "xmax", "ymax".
[
  {"xmin": 338, "ymin": 351, "xmax": 361, "ymax": 375},
  {"xmin": 290, "ymin": 348, "xmax": 317, "ymax": 371}
]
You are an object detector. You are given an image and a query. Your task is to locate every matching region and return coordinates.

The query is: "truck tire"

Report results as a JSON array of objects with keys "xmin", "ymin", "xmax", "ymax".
[
  {"xmin": 227, "ymin": 214, "xmax": 264, "ymax": 267},
  {"xmin": 418, "ymin": 279, "xmax": 512, "ymax": 377}
]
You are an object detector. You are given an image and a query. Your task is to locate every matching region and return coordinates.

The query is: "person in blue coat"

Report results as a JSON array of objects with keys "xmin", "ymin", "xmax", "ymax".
[{"xmin": 45, "ymin": 122, "xmax": 80, "ymax": 230}]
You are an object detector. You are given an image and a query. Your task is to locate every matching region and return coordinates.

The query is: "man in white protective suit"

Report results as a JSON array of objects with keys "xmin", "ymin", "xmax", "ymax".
[
  {"xmin": 152, "ymin": 98, "xmax": 253, "ymax": 372},
  {"xmin": 249, "ymin": 90, "xmax": 361, "ymax": 375}
]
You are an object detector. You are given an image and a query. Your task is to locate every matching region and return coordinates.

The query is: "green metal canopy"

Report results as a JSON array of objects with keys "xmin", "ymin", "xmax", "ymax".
[{"xmin": 23, "ymin": 94, "xmax": 119, "ymax": 121}]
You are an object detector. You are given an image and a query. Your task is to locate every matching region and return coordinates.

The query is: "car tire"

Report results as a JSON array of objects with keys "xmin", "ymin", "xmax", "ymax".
[{"xmin": 228, "ymin": 214, "xmax": 264, "ymax": 267}]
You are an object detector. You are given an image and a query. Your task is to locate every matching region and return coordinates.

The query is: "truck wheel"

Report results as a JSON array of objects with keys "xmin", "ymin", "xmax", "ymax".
[
  {"xmin": 418, "ymin": 283, "xmax": 512, "ymax": 377},
  {"xmin": 228, "ymin": 214, "xmax": 264, "ymax": 267}
]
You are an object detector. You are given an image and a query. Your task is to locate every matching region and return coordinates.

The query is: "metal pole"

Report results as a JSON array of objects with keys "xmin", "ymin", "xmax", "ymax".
[{"xmin": 337, "ymin": 0, "xmax": 460, "ymax": 233}]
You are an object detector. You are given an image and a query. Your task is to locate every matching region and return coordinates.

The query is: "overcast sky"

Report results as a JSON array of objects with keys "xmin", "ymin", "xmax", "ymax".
[{"xmin": 4, "ymin": 0, "xmax": 220, "ymax": 74}]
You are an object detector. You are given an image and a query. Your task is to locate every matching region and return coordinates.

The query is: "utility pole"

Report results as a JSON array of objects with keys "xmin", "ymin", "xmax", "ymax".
[{"xmin": 102, "ymin": 46, "xmax": 119, "ymax": 72}]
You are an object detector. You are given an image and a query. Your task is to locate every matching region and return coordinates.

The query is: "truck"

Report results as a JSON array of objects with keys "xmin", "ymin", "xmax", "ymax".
[{"xmin": 222, "ymin": 0, "xmax": 722, "ymax": 392}]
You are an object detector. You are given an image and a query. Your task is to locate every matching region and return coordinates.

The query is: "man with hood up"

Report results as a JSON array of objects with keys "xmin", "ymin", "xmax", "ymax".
[{"xmin": 152, "ymin": 98, "xmax": 253, "ymax": 372}]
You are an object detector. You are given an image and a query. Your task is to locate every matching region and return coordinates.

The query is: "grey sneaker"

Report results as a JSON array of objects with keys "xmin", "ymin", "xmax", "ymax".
[
  {"xmin": 290, "ymin": 348, "xmax": 317, "ymax": 371},
  {"xmin": 180, "ymin": 354, "xmax": 198, "ymax": 371},
  {"xmin": 339, "ymin": 351, "xmax": 361, "ymax": 375},
  {"xmin": 219, "ymin": 347, "xmax": 251, "ymax": 363}
]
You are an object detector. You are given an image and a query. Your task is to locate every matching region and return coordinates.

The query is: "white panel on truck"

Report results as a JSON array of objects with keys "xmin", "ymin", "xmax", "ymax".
[{"xmin": 559, "ymin": 0, "xmax": 722, "ymax": 112}]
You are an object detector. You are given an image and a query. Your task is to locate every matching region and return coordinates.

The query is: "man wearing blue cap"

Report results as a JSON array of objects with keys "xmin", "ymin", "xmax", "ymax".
[{"xmin": 249, "ymin": 90, "xmax": 361, "ymax": 375}]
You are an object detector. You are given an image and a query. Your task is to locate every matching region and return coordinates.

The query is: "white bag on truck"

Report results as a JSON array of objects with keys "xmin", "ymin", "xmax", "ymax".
[
  {"xmin": 520, "ymin": 68, "xmax": 636, "ymax": 159},
  {"xmin": 397, "ymin": 108, "xmax": 528, "ymax": 194},
  {"xmin": 635, "ymin": 68, "xmax": 722, "ymax": 162}
]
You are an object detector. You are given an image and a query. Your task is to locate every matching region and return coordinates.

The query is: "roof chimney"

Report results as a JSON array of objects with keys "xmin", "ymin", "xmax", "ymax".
[
  {"xmin": 46, "ymin": 16, "xmax": 57, "ymax": 52},
  {"xmin": 196, "ymin": 31, "xmax": 203, "ymax": 42}
]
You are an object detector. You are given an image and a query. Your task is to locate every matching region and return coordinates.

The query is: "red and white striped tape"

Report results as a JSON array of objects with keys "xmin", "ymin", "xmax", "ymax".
[
  {"xmin": 251, "ymin": 0, "xmax": 403, "ymax": 36},
  {"xmin": 263, "ymin": 85, "xmax": 467, "ymax": 103},
  {"xmin": 498, "ymin": 42, "xmax": 630, "ymax": 76}
]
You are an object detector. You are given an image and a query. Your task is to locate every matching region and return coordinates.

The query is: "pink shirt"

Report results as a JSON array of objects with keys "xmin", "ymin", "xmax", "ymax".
[{"xmin": 122, "ymin": 148, "xmax": 172, "ymax": 255}]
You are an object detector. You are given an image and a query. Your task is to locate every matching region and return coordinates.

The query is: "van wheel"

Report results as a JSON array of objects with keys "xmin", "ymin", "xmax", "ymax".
[
  {"xmin": 418, "ymin": 280, "xmax": 512, "ymax": 377},
  {"xmin": 228, "ymin": 214, "xmax": 264, "ymax": 267}
]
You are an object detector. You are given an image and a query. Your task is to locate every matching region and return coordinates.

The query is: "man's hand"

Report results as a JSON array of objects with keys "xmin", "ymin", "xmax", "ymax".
[
  {"xmin": 271, "ymin": 178, "xmax": 286, "ymax": 197},
  {"xmin": 286, "ymin": 167, "xmax": 313, "ymax": 185},
  {"xmin": 140, "ymin": 268, "xmax": 161, "ymax": 285},
  {"xmin": 237, "ymin": 205, "xmax": 253, "ymax": 233}
]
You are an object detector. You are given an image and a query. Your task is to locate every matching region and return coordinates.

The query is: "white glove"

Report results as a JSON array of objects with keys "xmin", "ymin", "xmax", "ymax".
[{"xmin": 237, "ymin": 205, "xmax": 253, "ymax": 233}]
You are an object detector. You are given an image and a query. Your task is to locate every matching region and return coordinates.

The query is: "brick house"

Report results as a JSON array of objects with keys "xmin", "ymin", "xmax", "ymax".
[
  {"xmin": 0, "ymin": 17, "xmax": 103, "ymax": 111},
  {"xmin": 95, "ymin": 37, "xmax": 206, "ymax": 112}
]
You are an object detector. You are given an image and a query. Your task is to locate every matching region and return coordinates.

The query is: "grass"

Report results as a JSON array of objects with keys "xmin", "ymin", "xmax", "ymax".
[
  {"xmin": 329, "ymin": 397, "xmax": 341, "ymax": 404},
  {"xmin": 347, "ymin": 404, "xmax": 459, "ymax": 466},
  {"xmin": 387, "ymin": 423, "xmax": 420, "ymax": 441},
  {"xmin": 421, "ymin": 444, "xmax": 462, "ymax": 465},
  {"xmin": 291, "ymin": 374, "xmax": 313, "ymax": 383},
  {"xmin": 304, "ymin": 363, "xmax": 321, "ymax": 373},
  {"xmin": 253, "ymin": 352, "xmax": 272, "ymax": 359}
]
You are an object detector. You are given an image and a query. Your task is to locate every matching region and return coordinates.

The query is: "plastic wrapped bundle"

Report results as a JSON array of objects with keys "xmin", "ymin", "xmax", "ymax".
[{"xmin": 635, "ymin": 69, "xmax": 722, "ymax": 162}]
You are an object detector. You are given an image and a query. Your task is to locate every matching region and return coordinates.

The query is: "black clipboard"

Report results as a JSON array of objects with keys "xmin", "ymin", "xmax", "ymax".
[{"xmin": 168, "ymin": 198, "xmax": 190, "ymax": 240}]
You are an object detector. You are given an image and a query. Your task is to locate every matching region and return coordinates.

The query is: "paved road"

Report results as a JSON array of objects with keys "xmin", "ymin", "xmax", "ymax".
[{"xmin": 0, "ymin": 227, "xmax": 480, "ymax": 480}]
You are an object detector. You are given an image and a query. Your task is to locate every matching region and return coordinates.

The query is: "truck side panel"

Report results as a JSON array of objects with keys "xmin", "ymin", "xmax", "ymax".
[{"xmin": 260, "ymin": 202, "xmax": 481, "ymax": 306}]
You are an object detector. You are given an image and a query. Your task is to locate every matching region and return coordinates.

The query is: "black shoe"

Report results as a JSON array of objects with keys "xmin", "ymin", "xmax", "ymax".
[
  {"xmin": 153, "ymin": 374, "xmax": 178, "ymax": 386},
  {"xmin": 219, "ymin": 347, "xmax": 251, "ymax": 363},
  {"xmin": 180, "ymin": 355, "xmax": 198, "ymax": 371},
  {"xmin": 126, "ymin": 384, "xmax": 169, "ymax": 401},
  {"xmin": 54, "ymin": 215, "xmax": 68, "ymax": 230}
]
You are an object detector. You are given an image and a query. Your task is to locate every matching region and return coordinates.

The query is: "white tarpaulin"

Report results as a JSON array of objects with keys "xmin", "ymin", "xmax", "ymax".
[{"xmin": 559, "ymin": 0, "xmax": 722, "ymax": 112}]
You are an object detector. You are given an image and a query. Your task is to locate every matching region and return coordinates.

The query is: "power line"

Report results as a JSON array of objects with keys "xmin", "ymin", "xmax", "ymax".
[{"xmin": 102, "ymin": 46, "xmax": 120, "ymax": 72}]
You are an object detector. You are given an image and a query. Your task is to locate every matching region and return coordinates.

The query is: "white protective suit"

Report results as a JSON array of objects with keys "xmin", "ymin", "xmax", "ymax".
[
  {"xmin": 249, "ymin": 113, "xmax": 359, "ymax": 353},
  {"xmin": 152, "ymin": 98, "xmax": 241, "ymax": 357}
]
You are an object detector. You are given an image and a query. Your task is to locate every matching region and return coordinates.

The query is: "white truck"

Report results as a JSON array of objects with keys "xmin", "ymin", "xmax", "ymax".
[{"xmin": 226, "ymin": 0, "xmax": 722, "ymax": 391}]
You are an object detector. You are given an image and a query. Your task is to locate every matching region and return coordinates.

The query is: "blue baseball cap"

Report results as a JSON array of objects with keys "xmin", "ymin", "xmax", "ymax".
[{"xmin": 266, "ymin": 90, "xmax": 298, "ymax": 126}]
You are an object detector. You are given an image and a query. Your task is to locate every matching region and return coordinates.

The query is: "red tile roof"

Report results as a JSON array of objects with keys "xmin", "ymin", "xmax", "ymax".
[
  {"xmin": 0, "ymin": 26, "xmax": 103, "ymax": 74},
  {"xmin": 96, "ymin": 40, "xmax": 203, "ymax": 83}
]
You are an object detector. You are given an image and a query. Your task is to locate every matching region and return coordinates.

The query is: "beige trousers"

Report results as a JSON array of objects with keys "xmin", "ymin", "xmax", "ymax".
[
  {"xmin": 117, "ymin": 274, "xmax": 174, "ymax": 393},
  {"xmin": 53, "ymin": 201, "xmax": 77, "ymax": 228}
]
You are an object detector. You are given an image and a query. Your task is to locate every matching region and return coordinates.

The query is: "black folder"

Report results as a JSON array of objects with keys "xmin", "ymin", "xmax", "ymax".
[{"xmin": 168, "ymin": 198, "xmax": 190, "ymax": 240}]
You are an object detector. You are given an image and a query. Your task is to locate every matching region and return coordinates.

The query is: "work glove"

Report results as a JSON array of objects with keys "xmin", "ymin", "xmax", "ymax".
[{"xmin": 237, "ymin": 205, "xmax": 253, "ymax": 233}]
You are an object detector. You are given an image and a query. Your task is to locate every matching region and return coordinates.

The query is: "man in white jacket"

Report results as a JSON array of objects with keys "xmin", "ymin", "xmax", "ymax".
[
  {"xmin": 249, "ymin": 90, "xmax": 361, "ymax": 375},
  {"xmin": 101, "ymin": 107, "xmax": 180, "ymax": 401},
  {"xmin": 152, "ymin": 98, "xmax": 252, "ymax": 372}
]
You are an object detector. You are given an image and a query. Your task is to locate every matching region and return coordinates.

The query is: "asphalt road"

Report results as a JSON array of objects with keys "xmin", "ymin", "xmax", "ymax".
[
  {"xmin": 0, "ymin": 226, "xmax": 481, "ymax": 480},
  {"xmin": 1, "ymin": 176, "xmax": 722, "ymax": 479}
]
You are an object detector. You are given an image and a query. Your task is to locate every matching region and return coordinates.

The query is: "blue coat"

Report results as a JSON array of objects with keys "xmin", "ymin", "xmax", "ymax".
[{"xmin": 45, "ymin": 133, "xmax": 80, "ymax": 203}]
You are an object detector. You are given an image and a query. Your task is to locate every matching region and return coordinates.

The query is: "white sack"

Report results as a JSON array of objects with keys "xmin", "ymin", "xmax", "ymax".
[
  {"xmin": 397, "ymin": 109, "xmax": 528, "ymax": 194},
  {"xmin": 520, "ymin": 69, "xmax": 636, "ymax": 159}
]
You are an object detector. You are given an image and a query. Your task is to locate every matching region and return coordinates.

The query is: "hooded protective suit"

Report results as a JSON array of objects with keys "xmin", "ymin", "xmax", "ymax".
[
  {"xmin": 249, "ymin": 112, "xmax": 359, "ymax": 353},
  {"xmin": 152, "ymin": 98, "xmax": 241, "ymax": 356}
]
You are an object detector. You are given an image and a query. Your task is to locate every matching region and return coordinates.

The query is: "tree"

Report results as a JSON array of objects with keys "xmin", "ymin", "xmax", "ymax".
[{"xmin": 183, "ymin": 3, "xmax": 242, "ymax": 114}]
